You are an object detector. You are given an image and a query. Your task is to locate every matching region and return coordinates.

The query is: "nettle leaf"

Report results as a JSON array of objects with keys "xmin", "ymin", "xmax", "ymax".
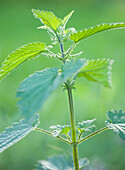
[
  {"xmin": 105, "ymin": 110, "xmax": 125, "ymax": 140},
  {"xmin": 61, "ymin": 58, "xmax": 86, "ymax": 81},
  {"xmin": 35, "ymin": 154, "xmax": 73, "ymax": 170},
  {"xmin": 0, "ymin": 42, "xmax": 47, "ymax": 81},
  {"xmin": 0, "ymin": 113, "xmax": 39, "ymax": 153},
  {"xmin": 50, "ymin": 125, "xmax": 70, "ymax": 137},
  {"xmin": 77, "ymin": 59, "xmax": 114, "ymax": 87},
  {"xmin": 34, "ymin": 154, "xmax": 89, "ymax": 170},
  {"xmin": 62, "ymin": 10, "xmax": 74, "ymax": 28},
  {"xmin": 32, "ymin": 9, "xmax": 62, "ymax": 31},
  {"xmin": 17, "ymin": 68, "xmax": 59, "ymax": 118},
  {"xmin": 77, "ymin": 119, "xmax": 96, "ymax": 133},
  {"xmin": 17, "ymin": 58, "xmax": 86, "ymax": 118},
  {"xmin": 70, "ymin": 22, "xmax": 125, "ymax": 43}
]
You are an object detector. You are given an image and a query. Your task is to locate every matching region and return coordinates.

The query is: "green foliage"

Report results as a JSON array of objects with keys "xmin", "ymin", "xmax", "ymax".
[
  {"xmin": 0, "ymin": 8, "xmax": 125, "ymax": 170},
  {"xmin": 105, "ymin": 110, "xmax": 125, "ymax": 140},
  {"xmin": 61, "ymin": 58, "xmax": 86, "ymax": 81},
  {"xmin": 77, "ymin": 59, "xmax": 114, "ymax": 87},
  {"xmin": 62, "ymin": 10, "xmax": 74, "ymax": 28},
  {"xmin": 35, "ymin": 154, "xmax": 73, "ymax": 170},
  {"xmin": 34, "ymin": 154, "xmax": 89, "ymax": 170},
  {"xmin": 17, "ymin": 58, "xmax": 86, "ymax": 118},
  {"xmin": 77, "ymin": 119, "xmax": 96, "ymax": 133},
  {"xmin": 17, "ymin": 68, "xmax": 59, "ymax": 118},
  {"xmin": 0, "ymin": 42, "xmax": 47, "ymax": 81},
  {"xmin": 50, "ymin": 125, "xmax": 70, "ymax": 137},
  {"xmin": 70, "ymin": 23, "xmax": 125, "ymax": 43},
  {"xmin": 32, "ymin": 9, "xmax": 74, "ymax": 32},
  {"xmin": 33, "ymin": 9, "xmax": 75, "ymax": 46},
  {"xmin": 32, "ymin": 9, "xmax": 62, "ymax": 31},
  {"xmin": 0, "ymin": 113, "xmax": 39, "ymax": 153}
]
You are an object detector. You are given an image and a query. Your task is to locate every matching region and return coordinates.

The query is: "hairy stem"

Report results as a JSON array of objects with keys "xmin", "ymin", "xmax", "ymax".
[
  {"xmin": 56, "ymin": 30, "xmax": 79, "ymax": 169},
  {"xmin": 55, "ymin": 31, "xmax": 65, "ymax": 62},
  {"xmin": 67, "ymin": 86, "xmax": 80, "ymax": 170},
  {"xmin": 78, "ymin": 127, "xmax": 108, "ymax": 144},
  {"xmin": 34, "ymin": 128, "xmax": 71, "ymax": 145}
]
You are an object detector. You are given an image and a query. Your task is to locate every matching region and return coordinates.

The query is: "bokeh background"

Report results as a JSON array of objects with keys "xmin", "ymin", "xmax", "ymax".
[{"xmin": 0, "ymin": 0, "xmax": 125, "ymax": 169}]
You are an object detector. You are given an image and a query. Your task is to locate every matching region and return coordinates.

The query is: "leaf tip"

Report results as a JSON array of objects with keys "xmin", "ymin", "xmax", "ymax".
[
  {"xmin": 70, "ymin": 10, "xmax": 74, "ymax": 15},
  {"xmin": 32, "ymin": 8, "xmax": 36, "ymax": 14}
]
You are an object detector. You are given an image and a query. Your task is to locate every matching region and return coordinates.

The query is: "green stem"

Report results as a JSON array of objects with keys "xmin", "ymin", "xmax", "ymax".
[
  {"xmin": 34, "ymin": 128, "xmax": 71, "ymax": 145},
  {"xmin": 56, "ymin": 30, "xmax": 79, "ymax": 169},
  {"xmin": 78, "ymin": 127, "xmax": 108, "ymax": 145},
  {"xmin": 55, "ymin": 31, "xmax": 65, "ymax": 62},
  {"xmin": 67, "ymin": 86, "xmax": 80, "ymax": 170}
]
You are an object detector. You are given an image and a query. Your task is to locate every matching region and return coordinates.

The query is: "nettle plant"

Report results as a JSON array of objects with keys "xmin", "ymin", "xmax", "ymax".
[{"xmin": 0, "ymin": 9, "xmax": 125, "ymax": 170}]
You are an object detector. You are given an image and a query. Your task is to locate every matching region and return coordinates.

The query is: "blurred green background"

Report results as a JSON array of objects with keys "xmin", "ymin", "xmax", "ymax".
[{"xmin": 0, "ymin": 0, "xmax": 125, "ymax": 169}]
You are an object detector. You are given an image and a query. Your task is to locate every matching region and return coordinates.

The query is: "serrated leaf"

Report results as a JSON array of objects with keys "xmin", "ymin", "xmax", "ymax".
[
  {"xmin": 32, "ymin": 9, "xmax": 62, "ymax": 31},
  {"xmin": 61, "ymin": 58, "xmax": 86, "ymax": 80},
  {"xmin": 35, "ymin": 154, "xmax": 73, "ymax": 170},
  {"xmin": 0, "ymin": 113, "xmax": 39, "ymax": 153},
  {"xmin": 77, "ymin": 119, "xmax": 96, "ymax": 133},
  {"xmin": 17, "ymin": 58, "xmax": 86, "ymax": 118},
  {"xmin": 70, "ymin": 23, "xmax": 125, "ymax": 43},
  {"xmin": 17, "ymin": 68, "xmax": 59, "ymax": 119},
  {"xmin": 77, "ymin": 59, "xmax": 114, "ymax": 87},
  {"xmin": 62, "ymin": 10, "xmax": 74, "ymax": 28},
  {"xmin": 50, "ymin": 125, "xmax": 70, "ymax": 137},
  {"xmin": 34, "ymin": 154, "xmax": 89, "ymax": 170},
  {"xmin": 0, "ymin": 42, "xmax": 47, "ymax": 81},
  {"xmin": 105, "ymin": 110, "xmax": 125, "ymax": 140}
]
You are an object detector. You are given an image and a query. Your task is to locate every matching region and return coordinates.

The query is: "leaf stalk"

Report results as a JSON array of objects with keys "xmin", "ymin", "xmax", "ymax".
[
  {"xmin": 78, "ymin": 127, "xmax": 108, "ymax": 144},
  {"xmin": 34, "ymin": 128, "xmax": 71, "ymax": 145}
]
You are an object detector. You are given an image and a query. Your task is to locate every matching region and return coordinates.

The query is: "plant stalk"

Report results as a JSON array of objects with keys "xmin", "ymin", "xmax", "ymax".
[
  {"xmin": 56, "ymin": 29, "xmax": 79, "ymax": 169},
  {"xmin": 55, "ymin": 31, "xmax": 65, "ymax": 62},
  {"xmin": 67, "ymin": 86, "xmax": 80, "ymax": 170}
]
